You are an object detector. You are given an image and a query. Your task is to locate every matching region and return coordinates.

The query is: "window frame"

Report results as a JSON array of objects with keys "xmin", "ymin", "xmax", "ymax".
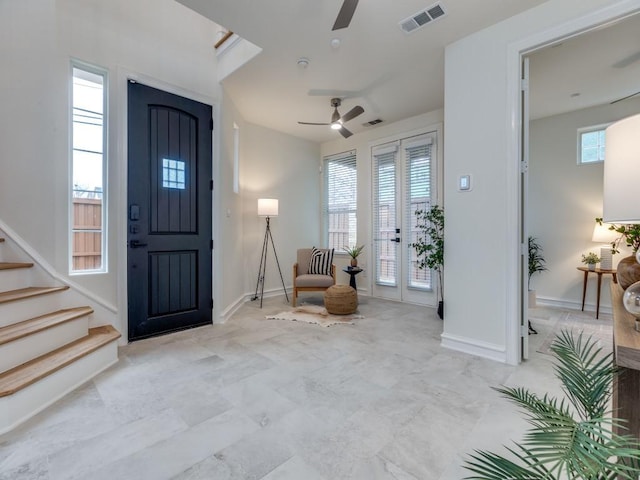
[
  {"xmin": 69, "ymin": 60, "xmax": 108, "ymax": 275},
  {"xmin": 322, "ymin": 150, "xmax": 357, "ymax": 252},
  {"xmin": 577, "ymin": 123, "xmax": 610, "ymax": 165}
]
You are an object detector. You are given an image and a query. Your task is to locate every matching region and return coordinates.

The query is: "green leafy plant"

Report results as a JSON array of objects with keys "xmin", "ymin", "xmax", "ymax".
[
  {"xmin": 342, "ymin": 244, "xmax": 365, "ymax": 259},
  {"xmin": 581, "ymin": 252, "xmax": 600, "ymax": 265},
  {"xmin": 411, "ymin": 205, "xmax": 444, "ymax": 302},
  {"xmin": 464, "ymin": 330, "xmax": 640, "ymax": 480},
  {"xmin": 528, "ymin": 236, "xmax": 548, "ymax": 289},
  {"xmin": 596, "ymin": 217, "xmax": 640, "ymax": 254}
]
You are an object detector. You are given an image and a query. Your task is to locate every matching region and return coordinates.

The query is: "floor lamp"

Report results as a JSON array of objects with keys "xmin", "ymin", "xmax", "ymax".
[{"xmin": 252, "ymin": 198, "xmax": 289, "ymax": 307}]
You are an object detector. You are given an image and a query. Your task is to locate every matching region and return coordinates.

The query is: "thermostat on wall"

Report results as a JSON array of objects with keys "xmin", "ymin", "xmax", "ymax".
[{"xmin": 458, "ymin": 175, "xmax": 472, "ymax": 191}]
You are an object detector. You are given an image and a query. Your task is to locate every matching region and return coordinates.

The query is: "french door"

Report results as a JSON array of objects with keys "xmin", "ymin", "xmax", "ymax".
[{"xmin": 372, "ymin": 133, "xmax": 438, "ymax": 306}]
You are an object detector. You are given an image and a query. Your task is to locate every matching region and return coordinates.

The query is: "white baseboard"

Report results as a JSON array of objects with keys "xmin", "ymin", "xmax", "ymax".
[
  {"xmin": 440, "ymin": 332, "xmax": 507, "ymax": 363},
  {"xmin": 535, "ymin": 296, "xmax": 612, "ymax": 316}
]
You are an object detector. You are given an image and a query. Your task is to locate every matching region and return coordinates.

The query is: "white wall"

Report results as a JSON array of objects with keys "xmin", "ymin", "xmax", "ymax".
[
  {"xmin": 0, "ymin": 0, "xmax": 220, "ymax": 335},
  {"xmin": 240, "ymin": 123, "xmax": 321, "ymax": 299},
  {"xmin": 529, "ymin": 99, "xmax": 640, "ymax": 313},
  {"xmin": 443, "ymin": 0, "xmax": 640, "ymax": 364},
  {"xmin": 321, "ymin": 111, "xmax": 444, "ymax": 295}
]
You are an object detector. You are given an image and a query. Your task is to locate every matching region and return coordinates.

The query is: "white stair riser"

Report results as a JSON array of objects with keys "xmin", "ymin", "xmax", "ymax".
[
  {"xmin": 0, "ymin": 316, "xmax": 89, "ymax": 374},
  {"xmin": 0, "ymin": 341, "xmax": 119, "ymax": 435},
  {"xmin": 0, "ymin": 268, "xmax": 32, "ymax": 293},
  {"xmin": 0, "ymin": 294, "xmax": 67, "ymax": 328}
]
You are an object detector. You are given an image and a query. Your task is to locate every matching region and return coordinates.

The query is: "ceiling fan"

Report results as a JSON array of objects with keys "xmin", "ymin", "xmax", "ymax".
[
  {"xmin": 298, "ymin": 98, "xmax": 364, "ymax": 138},
  {"xmin": 332, "ymin": 0, "xmax": 359, "ymax": 30}
]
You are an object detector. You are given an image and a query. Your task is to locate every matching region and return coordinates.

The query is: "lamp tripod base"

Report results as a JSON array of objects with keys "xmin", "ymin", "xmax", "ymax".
[{"xmin": 251, "ymin": 217, "xmax": 289, "ymax": 308}]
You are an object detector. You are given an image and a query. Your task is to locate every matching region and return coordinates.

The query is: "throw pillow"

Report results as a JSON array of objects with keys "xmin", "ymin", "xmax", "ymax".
[{"xmin": 308, "ymin": 247, "xmax": 334, "ymax": 275}]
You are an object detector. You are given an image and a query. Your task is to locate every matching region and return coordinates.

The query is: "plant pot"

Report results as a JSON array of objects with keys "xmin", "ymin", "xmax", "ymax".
[
  {"xmin": 350, "ymin": 258, "xmax": 358, "ymax": 267},
  {"xmin": 437, "ymin": 300, "xmax": 443, "ymax": 320},
  {"xmin": 588, "ymin": 263, "xmax": 596, "ymax": 271},
  {"xmin": 528, "ymin": 289, "xmax": 537, "ymax": 308}
]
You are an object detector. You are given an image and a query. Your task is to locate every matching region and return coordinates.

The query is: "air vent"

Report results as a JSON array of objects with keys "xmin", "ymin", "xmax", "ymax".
[
  {"xmin": 363, "ymin": 119, "xmax": 383, "ymax": 126},
  {"xmin": 399, "ymin": 3, "xmax": 446, "ymax": 34}
]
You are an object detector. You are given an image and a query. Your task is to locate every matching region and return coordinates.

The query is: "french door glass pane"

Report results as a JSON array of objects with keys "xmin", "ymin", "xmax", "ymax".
[
  {"xmin": 406, "ymin": 143, "xmax": 432, "ymax": 290},
  {"xmin": 373, "ymin": 151, "xmax": 397, "ymax": 286}
]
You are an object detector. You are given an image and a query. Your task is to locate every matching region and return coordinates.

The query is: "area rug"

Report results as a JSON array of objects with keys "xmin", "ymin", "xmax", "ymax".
[
  {"xmin": 266, "ymin": 304, "xmax": 363, "ymax": 327},
  {"xmin": 536, "ymin": 310, "xmax": 613, "ymax": 356}
]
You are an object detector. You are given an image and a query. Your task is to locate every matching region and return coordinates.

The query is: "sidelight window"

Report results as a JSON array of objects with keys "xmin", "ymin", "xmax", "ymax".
[{"xmin": 71, "ymin": 63, "xmax": 107, "ymax": 273}]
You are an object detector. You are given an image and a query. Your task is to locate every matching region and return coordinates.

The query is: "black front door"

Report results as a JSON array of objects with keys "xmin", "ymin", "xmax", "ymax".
[{"xmin": 127, "ymin": 81, "xmax": 212, "ymax": 341}]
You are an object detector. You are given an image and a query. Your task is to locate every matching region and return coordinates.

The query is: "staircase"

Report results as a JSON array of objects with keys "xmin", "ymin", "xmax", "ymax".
[{"xmin": 0, "ymin": 235, "xmax": 120, "ymax": 434}]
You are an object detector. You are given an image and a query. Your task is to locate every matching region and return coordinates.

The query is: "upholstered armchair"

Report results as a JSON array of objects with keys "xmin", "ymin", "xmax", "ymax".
[{"xmin": 292, "ymin": 248, "xmax": 336, "ymax": 306}]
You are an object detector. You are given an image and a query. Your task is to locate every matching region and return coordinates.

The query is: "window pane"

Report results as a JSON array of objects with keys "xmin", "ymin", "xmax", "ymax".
[
  {"xmin": 72, "ymin": 65, "xmax": 105, "ymax": 273},
  {"xmin": 324, "ymin": 152, "xmax": 357, "ymax": 250},
  {"xmin": 579, "ymin": 128, "xmax": 606, "ymax": 164}
]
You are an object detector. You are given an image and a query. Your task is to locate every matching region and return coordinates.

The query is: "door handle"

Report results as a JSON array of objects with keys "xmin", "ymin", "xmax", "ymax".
[
  {"xmin": 130, "ymin": 239, "xmax": 148, "ymax": 248},
  {"xmin": 390, "ymin": 237, "xmax": 401, "ymax": 243}
]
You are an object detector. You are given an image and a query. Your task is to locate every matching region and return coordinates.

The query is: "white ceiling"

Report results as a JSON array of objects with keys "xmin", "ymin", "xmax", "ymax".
[
  {"xmin": 176, "ymin": 0, "xmax": 640, "ymax": 143},
  {"xmin": 528, "ymin": 13, "xmax": 640, "ymax": 120}
]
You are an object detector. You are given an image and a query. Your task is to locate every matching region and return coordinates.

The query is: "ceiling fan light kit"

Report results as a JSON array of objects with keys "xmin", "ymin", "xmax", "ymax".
[{"xmin": 298, "ymin": 97, "xmax": 364, "ymax": 139}]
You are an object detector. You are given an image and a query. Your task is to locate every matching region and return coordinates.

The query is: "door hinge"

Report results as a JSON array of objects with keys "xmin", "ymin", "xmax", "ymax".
[
  {"xmin": 210, "ymin": 179, "xmax": 214, "ymax": 190},
  {"xmin": 520, "ymin": 161, "xmax": 528, "ymax": 174},
  {"xmin": 210, "ymin": 239, "xmax": 214, "ymax": 250},
  {"xmin": 210, "ymin": 118, "xmax": 214, "ymax": 130},
  {"xmin": 521, "ymin": 324, "xmax": 528, "ymax": 337},
  {"xmin": 210, "ymin": 299, "xmax": 214, "ymax": 309},
  {"xmin": 520, "ymin": 78, "xmax": 529, "ymax": 91},
  {"xmin": 520, "ymin": 242, "xmax": 527, "ymax": 256}
]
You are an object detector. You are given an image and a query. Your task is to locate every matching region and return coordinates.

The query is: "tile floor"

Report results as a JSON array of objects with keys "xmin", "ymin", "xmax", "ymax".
[{"xmin": 0, "ymin": 297, "xmax": 602, "ymax": 480}]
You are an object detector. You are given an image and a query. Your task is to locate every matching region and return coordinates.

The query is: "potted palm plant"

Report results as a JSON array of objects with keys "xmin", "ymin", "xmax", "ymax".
[
  {"xmin": 342, "ymin": 244, "xmax": 365, "ymax": 268},
  {"xmin": 464, "ymin": 330, "xmax": 640, "ymax": 479},
  {"xmin": 528, "ymin": 236, "xmax": 547, "ymax": 308},
  {"xmin": 411, "ymin": 205, "xmax": 444, "ymax": 319}
]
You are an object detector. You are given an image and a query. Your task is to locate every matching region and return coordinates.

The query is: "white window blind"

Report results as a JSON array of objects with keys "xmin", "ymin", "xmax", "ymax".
[
  {"xmin": 323, "ymin": 150, "xmax": 357, "ymax": 250},
  {"xmin": 372, "ymin": 143, "xmax": 398, "ymax": 286},
  {"xmin": 405, "ymin": 137, "xmax": 433, "ymax": 290}
]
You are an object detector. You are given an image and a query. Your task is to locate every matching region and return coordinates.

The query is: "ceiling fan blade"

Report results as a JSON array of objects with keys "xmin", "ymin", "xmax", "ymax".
[
  {"xmin": 332, "ymin": 0, "xmax": 359, "ymax": 31},
  {"xmin": 338, "ymin": 126, "xmax": 353, "ymax": 138},
  {"xmin": 610, "ymin": 90, "xmax": 640, "ymax": 105},
  {"xmin": 298, "ymin": 121, "xmax": 330, "ymax": 126},
  {"xmin": 340, "ymin": 105, "xmax": 364, "ymax": 123}
]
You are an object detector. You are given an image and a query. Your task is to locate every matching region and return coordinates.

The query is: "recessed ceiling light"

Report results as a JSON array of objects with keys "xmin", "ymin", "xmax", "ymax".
[
  {"xmin": 570, "ymin": 92, "xmax": 581, "ymax": 98},
  {"xmin": 297, "ymin": 57, "xmax": 309, "ymax": 68},
  {"xmin": 330, "ymin": 38, "xmax": 341, "ymax": 49}
]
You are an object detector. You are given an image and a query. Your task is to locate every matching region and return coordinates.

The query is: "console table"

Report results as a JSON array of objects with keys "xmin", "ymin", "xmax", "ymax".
[{"xmin": 610, "ymin": 282, "xmax": 640, "ymax": 441}]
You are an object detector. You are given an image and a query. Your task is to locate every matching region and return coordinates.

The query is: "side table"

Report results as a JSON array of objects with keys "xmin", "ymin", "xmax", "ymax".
[
  {"xmin": 577, "ymin": 266, "xmax": 617, "ymax": 319},
  {"xmin": 342, "ymin": 267, "xmax": 363, "ymax": 290}
]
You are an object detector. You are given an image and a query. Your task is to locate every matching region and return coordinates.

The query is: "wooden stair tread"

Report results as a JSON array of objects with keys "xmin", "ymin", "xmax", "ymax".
[
  {"xmin": 0, "ymin": 325, "xmax": 121, "ymax": 397},
  {"xmin": 0, "ymin": 262, "xmax": 34, "ymax": 270},
  {"xmin": 0, "ymin": 286, "xmax": 69, "ymax": 305},
  {"xmin": 0, "ymin": 306, "xmax": 94, "ymax": 346}
]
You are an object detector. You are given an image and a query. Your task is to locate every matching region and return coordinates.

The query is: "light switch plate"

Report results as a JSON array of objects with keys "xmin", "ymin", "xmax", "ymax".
[{"xmin": 459, "ymin": 175, "xmax": 471, "ymax": 191}]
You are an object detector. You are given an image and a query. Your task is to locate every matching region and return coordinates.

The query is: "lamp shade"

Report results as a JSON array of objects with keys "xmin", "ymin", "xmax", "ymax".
[
  {"xmin": 257, "ymin": 198, "xmax": 278, "ymax": 217},
  {"xmin": 591, "ymin": 223, "xmax": 619, "ymax": 243},
  {"xmin": 603, "ymin": 113, "xmax": 640, "ymax": 223}
]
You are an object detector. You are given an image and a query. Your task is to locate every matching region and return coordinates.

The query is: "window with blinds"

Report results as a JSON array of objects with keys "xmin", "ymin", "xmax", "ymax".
[{"xmin": 323, "ymin": 151, "xmax": 357, "ymax": 250}]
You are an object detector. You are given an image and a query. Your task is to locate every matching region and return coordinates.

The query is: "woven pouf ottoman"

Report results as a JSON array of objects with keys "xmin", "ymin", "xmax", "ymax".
[{"xmin": 324, "ymin": 284, "xmax": 358, "ymax": 315}]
